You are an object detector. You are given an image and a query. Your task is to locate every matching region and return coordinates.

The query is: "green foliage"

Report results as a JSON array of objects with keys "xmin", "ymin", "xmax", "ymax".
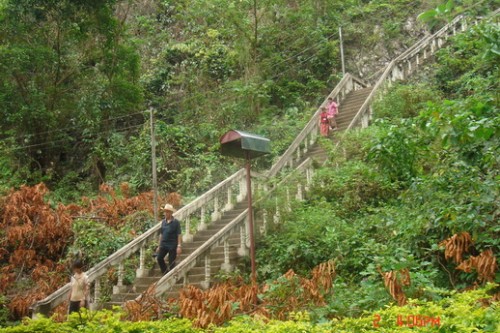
[
  {"xmin": 310, "ymin": 161, "xmax": 397, "ymax": 213},
  {"xmin": 1, "ymin": 286, "xmax": 498, "ymax": 332},
  {"xmin": 373, "ymin": 83, "xmax": 442, "ymax": 120},
  {"xmin": 0, "ymin": 295, "xmax": 8, "ymax": 327},
  {"xmin": 368, "ymin": 120, "xmax": 422, "ymax": 182},
  {"xmin": 256, "ymin": 18, "xmax": 499, "ymax": 319},
  {"xmin": 434, "ymin": 21, "xmax": 500, "ymax": 96},
  {"xmin": 67, "ymin": 219, "xmax": 132, "ymax": 266},
  {"xmin": 418, "ymin": 0, "xmax": 456, "ymax": 29},
  {"xmin": 257, "ymin": 205, "xmax": 338, "ymax": 279},
  {"xmin": 0, "ymin": 0, "xmax": 144, "ymax": 192},
  {"xmin": 0, "ymin": 0, "xmax": 442, "ymax": 199}
]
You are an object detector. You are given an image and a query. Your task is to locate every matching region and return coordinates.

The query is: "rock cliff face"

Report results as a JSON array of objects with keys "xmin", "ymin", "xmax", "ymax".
[{"xmin": 346, "ymin": 16, "xmax": 431, "ymax": 81}]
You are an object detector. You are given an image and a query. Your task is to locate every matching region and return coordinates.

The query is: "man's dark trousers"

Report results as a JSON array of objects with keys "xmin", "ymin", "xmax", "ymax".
[{"xmin": 157, "ymin": 245, "xmax": 177, "ymax": 274}]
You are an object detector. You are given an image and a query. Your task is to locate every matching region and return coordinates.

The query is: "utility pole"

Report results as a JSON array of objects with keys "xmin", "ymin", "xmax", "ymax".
[
  {"xmin": 339, "ymin": 26, "xmax": 346, "ymax": 76},
  {"xmin": 149, "ymin": 109, "xmax": 159, "ymax": 224}
]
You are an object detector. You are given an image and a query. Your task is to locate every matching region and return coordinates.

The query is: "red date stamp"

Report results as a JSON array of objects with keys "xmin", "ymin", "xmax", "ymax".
[{"xmin": 373, "ymin": 314, "xmax": 441, "ymax": 328}]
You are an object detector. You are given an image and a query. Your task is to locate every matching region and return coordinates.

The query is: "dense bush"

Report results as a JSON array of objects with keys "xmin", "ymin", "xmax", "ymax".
[
  {"xmin": 1, "ymin": 285, "xmax": 497, "ymax": 332},
  {"xmin": 256, "ymin": 18, "xmax": 499, "ymax": 318},
  {"xmin": 373, "ymin": 83, "xmax": 441, "ymax": 120}
]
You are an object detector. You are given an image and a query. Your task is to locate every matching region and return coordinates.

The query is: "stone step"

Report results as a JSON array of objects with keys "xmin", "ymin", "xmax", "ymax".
[
  {"xmin": 340, "ymin": 95, "xmax": 371, "ymax": 105},
  {"xmin": 344, "ymin": 88, "xmax": 372, "ymax": 98},
  {"xmin": 111, "ymin": 292, "xmax": 141, "ymax": 303},
  {"xmin": 192, "ymin": 231, "xmax": 240, "ymax": 242},
  {"xmin": 182, "ymin": 238, "xmax": 240, "ymax": 251}
]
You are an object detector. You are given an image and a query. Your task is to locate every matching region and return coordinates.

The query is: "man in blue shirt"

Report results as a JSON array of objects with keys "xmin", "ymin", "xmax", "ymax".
[{"xmin": 156, "ymin": 204, "xmax": 182, "ymax": 274}]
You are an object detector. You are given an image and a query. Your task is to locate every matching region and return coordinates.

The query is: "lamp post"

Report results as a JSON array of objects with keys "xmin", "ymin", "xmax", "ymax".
[{"xmin": 220, "ymin": 130, "xmax": 270, "ymax": 284}]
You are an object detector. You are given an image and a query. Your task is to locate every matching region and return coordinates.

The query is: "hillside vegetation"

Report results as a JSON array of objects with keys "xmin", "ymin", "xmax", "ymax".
[
  {"xmin": 0, "ymin": 0, "xmax": 499, "ymax": 331},
  {"xmin": 254, "ymin": 9, "xmax": 499, "ymax": 323},
  {"xmin": 0, "ymin": 0, "xmax": 446, "ymax": 200}
]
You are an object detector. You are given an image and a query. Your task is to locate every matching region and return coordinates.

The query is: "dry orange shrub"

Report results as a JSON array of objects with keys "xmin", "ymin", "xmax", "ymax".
[
  {"xmin": 378, "ymin": 268, "xmax": 411, "ymax": 306},
  {"xmin": 124, "ymin": 285, "xmax": 171, "ymax": 321},
  {"xmin": 122, "ymin": 260, "xmax": 336, "ymax": 328},
  {"xmin": 0, "ymin": 182, "xmax": 179, "ymax": 319},
  {"xmin": 0, "ymin": 184, "xmax": 72, "ymax": 318},
  {"xmin": 456, "ymin": 249, "xmax": 497, "ymax": 283},
  {"xmin": 439, "ymin": 232, "xmax": 473, "ymax": 264},
  {"xmin": 174, "ymin": 259, "xmax": 336, "ymax": 328},
  {"xmin": 440, "ymin": 232, "xmax": 498, "ymax": 285}
]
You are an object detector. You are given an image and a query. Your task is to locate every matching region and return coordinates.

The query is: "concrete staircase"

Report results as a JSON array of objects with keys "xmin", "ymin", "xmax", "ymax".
[
  {"xmin": 336, "ymin": 87, "xmax": 373, "ymax": 131},
  {"xmin": 104, "ymin": 202, "xmax": 247, "ymax": 307},
  {"xmin": 304, "ymin": 87, "xmax": 374, "ymax": 165},
  {"xmin": 31, "ymin": 11, "xmax": 491, "ymax": 317},
  {"xmin": 105, "ymin": 89, "xmax": 374, "ymax": 305}
]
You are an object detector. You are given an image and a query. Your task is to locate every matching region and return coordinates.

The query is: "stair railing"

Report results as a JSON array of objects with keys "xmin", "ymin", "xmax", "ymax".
[
  {"xmin": 150, "ymin": 159, "xmax": 317, "ymax": 298},
  {"xmin": 30, "ymin": 72, "xmax": 359, "ymax": 315},
  {"xmin": 30, "ymin": 168, "xmax": 247, "ymax": 316},
  {"xmin": 346, "ymin": 13, "xmax": 485, "ymax": 130},
  {"xmin": 267, "ymin": 73, "xmax": 368, "ymax": 178},
  {"xmin": 143, "ymin": 7, "xmax": 500, "ymax": 301},
  {"xmin": 144, "ymin": 74, "xmax": 369, "ymax": 299},
  {"xmin": 35, "ymin": 8, "xmax": 498, "ymax": 315}
]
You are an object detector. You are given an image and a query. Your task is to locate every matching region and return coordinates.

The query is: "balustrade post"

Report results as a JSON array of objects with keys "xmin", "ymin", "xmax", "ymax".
[
  {"xmin": 237, "ymin": 224, "xmax": 248, "ymax": 256},
  {"xmin": 113, "ymin": 263, "xmax": 126, "ymax": 294},
  {"xmin": 237, "ymin": 178, "xmax": 246, "ymax": 202},
  {"xmin": 198, "ymin": 206, "xmax": 207, "ymax": 231},
  {"xmin": 461, "ymin": 20, "xmax": 466, "ymax": 31},
  {"xmin": 224, "ymin": 187, "xmax": 234, "ymax": 211},
  {"xmin": 304, "ymin": 168, "xmax": 310, "ymax": 192},
  {"xmin": 423, "ymin": 48, "xmax": 427, "ymax": 60},
  {"xmin": 362, "ymin": 111, "xmax": 369, "ymax": 128},
  {"xmin": 263, "ymin": 184, "xmax": 269, "ymax": 196},
  {"xmin": 273, "ymin": 197, "xmax": 281, "ymax": 224},
  {"xmin": 245, "ymin": 214, "xmax": 251, "ymax": 248},
  {"xmin": 183, "ymin": 216, "xmax": 194, "ymax": 242},
  {"xmin": 346, "ymin": 78, "xmax": 353, "ymax": 94},
  {"xmin": 136, "ymin": 245, "xmax": 147, "ymax": 278},
  {"xmin": 262, "ymin": 209, "xmax": 268, "ymax": 234},
  {"xmin": 296, "ymin": 146, "xmax": 301, "ymax": 162},
  {"xmin": 310, "ymin": 129, "xmax": 317, "ymax": 146},
  {"xmin": 431, "ymin": 40, "xmax": 436, "ymax": 54},
  {"xmin": 253, "ymin": 181, "xmax": 264, "ymax": 199},
  {"xmin": 416, "ymin": 54, "xmax": 420, "ymax": 66},
  {"xmin": 407, "ymin": 60, "xmax": 411, "ymax": 74},
  {"xmin": 296, "ymin": 183, "xmax": 303, "ymax": 201},
  {"xmin": 452, "ymin": 26, "xmax": 456, "ymax": 35},
  {"xmin": 221, "ymin": 239, "xmax": 233, "ymax": 272},
  {"xmin": 200, "ymin": 253, "xmax": 211, "ymax": 290},
  {"xmin": 90, "ymin": 278, "xmax": 101, "ymax": 310},
  {"xmin": 286, "ymin": 187, "xmax": 292, "ymax": 212},
  {"xmin": 303, "ymin": 138, "xmax": 309, "ymax": 155},
  {"xmin": 211, "ymin": 197, "xmax": 221, "ymax": 222}
]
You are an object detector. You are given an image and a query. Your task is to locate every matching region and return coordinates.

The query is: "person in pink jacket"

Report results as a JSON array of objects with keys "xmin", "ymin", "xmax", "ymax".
[{"xmin": 327, "ymin": 97, "xmax": 338, "ymax": 130}]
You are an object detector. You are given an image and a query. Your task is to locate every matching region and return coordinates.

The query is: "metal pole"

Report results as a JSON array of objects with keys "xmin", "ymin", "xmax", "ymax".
[
  {"xmin": 339, "ymin": 26, "xmax": 345, "ymax": 76},
  {"xmin": 149, "ymin": 109, "xmax": 159, "ymax": 224},
  {"xmin": 245, "ymin": 151, "xmax": 257, "ymax": 284}
]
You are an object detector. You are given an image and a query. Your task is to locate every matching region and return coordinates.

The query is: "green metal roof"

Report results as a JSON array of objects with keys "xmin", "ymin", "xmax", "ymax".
[{"xmin": 220, "ymin": 130, "xmax": 271, "ymax": 159}]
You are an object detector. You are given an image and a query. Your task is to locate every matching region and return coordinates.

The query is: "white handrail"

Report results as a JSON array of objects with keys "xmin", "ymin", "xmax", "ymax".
[
  {"xmin": 267, "ymin": 73, "xmax": 368, "ymax": 178},
  {"xmin": 33, "ymin": 8, "xmax": 498, "ymax": 316},
  {"xmin": 346, "ymin": 12, "xmax": 480, "ymax": 130},
  {"xmin": 30, "ymin": 168, "xmax": 246, "ymax": 315}
]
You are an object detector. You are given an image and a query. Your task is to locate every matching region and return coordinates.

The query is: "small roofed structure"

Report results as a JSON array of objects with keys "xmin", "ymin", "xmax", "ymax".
[
  {"xmin": 220, "ymin": 130, "xmax": 270, "ymax": 159},
  {"xmin": 219, "ymin": 130, "xmax": 270, "ymax": 286}
]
